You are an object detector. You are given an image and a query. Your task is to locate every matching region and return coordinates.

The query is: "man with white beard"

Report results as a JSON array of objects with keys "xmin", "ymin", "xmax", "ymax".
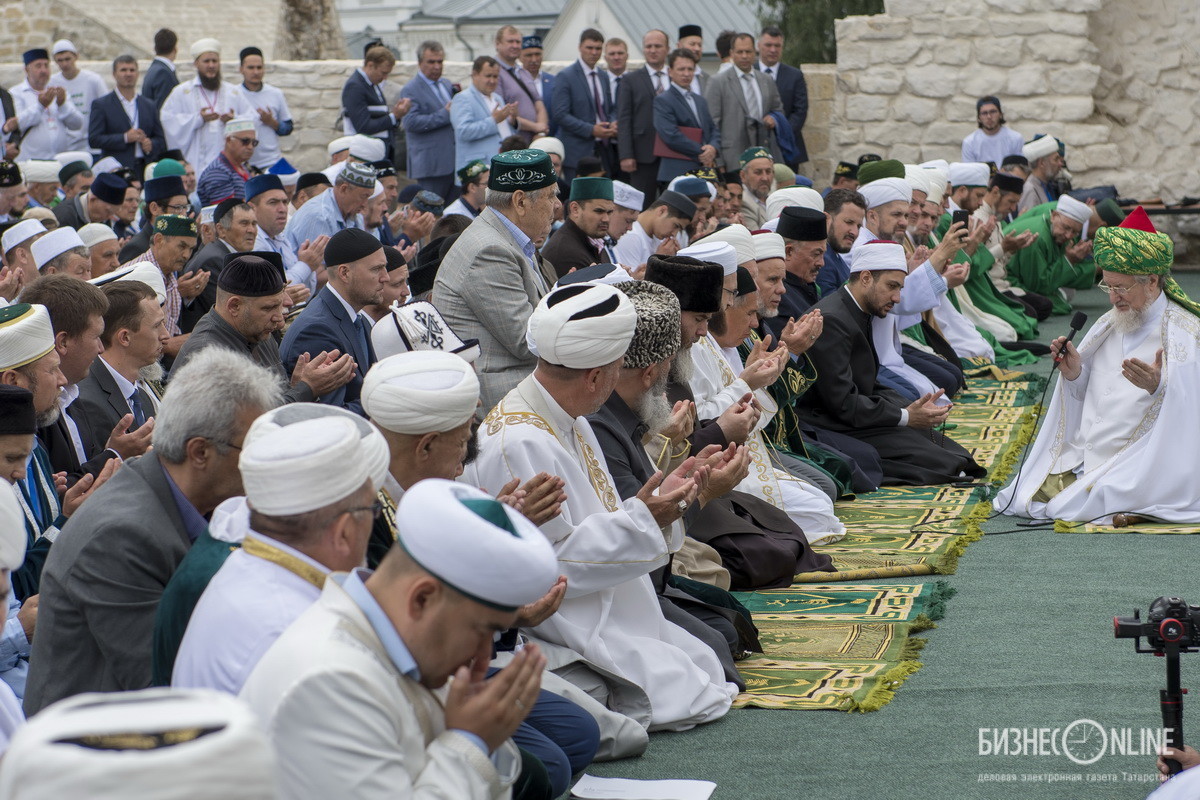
[{"xmin": 995, "ymin": 207, "xmax": 1200, "ymax": 524}]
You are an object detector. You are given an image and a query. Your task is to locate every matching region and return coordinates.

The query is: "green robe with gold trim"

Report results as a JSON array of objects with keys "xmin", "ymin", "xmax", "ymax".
[{"xmin": 1003, "ymin": 207, "xmax": 1096, "ymax": 315}]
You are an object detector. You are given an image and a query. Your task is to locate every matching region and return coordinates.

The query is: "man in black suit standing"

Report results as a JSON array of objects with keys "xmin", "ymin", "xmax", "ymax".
[
  {"xmin": 340, "ymin": 45, "xmax": 411, "ymax": 162},
  {"xmin": 90, "ymin": 55, "xmax": 166, "ymax": 172},
  {"xmin": 758, "ymin": 26, "xmax": 808, "ymax": 171},
  {"xmin": 142, "ymin": 29, "xmax": 180, "ymax": 110},
  {"xmin": 617, "ymin": 29, "xmax": 669, "ymax": 207}
]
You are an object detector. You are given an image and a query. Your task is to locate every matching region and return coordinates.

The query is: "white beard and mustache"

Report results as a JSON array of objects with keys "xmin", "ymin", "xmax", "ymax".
[
  {"xmin": 635, "ymin": 373, "xmax": 673, "ymax": 435},
  {"xmin": 1110, "ymin": 306, "xmax": 1145, "ymax": 334},
  {"xmin": 139, "ymin": 363, "xmax": 165, "ymax": 384},
  {"xmin": 668, "ymin": 346, "xmax": 695, "ymax": 385}
]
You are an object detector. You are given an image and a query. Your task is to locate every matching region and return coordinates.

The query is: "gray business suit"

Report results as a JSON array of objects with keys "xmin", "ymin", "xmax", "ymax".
[
  {"xmin": 704, "ymin": 66, "xmax": 783, "ymax": 173},
  {"xmin": 24, "ymin": 452, "xmax": 195, "ymax": 714},
  {"xmin": 431, "ymin": 207, "xmax": 549, "ymax": 411},
  {"xmin": 70, "ymin": 357, "xmax": 153, "ymax": 460}
]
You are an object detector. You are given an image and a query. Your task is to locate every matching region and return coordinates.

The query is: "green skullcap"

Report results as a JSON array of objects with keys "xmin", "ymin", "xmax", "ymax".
[
  {"xmin": 569, "ymin": 177, "xmax": 613, "ymax": 203},
  {"xmin": 153, "ymin": 214, "xmax": 197, "ymax": 238},
  {"xmin": 456, "ymin": 159, "xmax": 488, "ymax": 185},
  {"xmin": 739, "ymin": 146, "xmax": 773, "ymax": 169},
  {"xmin": 488, "ymin": 149, "xmax": 557, "ymax": 192},
  {"xmin": 856, "ymin": 159, "xmax": 905, "ymax": 186}
]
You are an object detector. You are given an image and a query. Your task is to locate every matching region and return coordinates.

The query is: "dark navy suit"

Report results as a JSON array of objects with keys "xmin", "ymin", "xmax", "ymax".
[
  {"xmin": 760, "ymin": 62, "xmax": 808, "ymax": 166},
  {"xmin": 400, "ymin": 73, "xmax": 456, "ymax": 201},
  {"xmin": 550, "ymin": 61, "xmax": 612, "ymax": 179},
  {"xmin": 89, "ymin": 92, "xmax": 166, "ymax": 169},
  {"xmin": 280, "ymin": 287, "xmax": 376, "ymax": 415},
  {"xmin": 652, "ymin": 84, "xmax": 720, "ymax": 182},
  {"xmin": 141, "ymin": 59, "xmax": 178, "ymax": 110}
]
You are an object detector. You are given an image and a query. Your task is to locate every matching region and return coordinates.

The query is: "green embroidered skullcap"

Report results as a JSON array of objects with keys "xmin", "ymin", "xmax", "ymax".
[
  {"xmin": 153, "ymin": 214, "xmax": 197, "ymax": 238},
  {"xmin": 856, "ymin": 159, "xmax": 905, "ymax": 186},
  {"xmin": 488, "ymin": 149, "xmax": 557, "ymax": 192},
  {"xmin": 569, "ymin": 177, "xmax": 613, "ymax": 203},
  {"xmin": 1094, "ymin": 207, "xmax": 1171, "ymax": 276},
  {"xmin": 739, "ymin": 146, "xmax": 773, "ymax": 169},
  {"xmin": 456, "ymin": 159, "xmax": 488, "ymax": 185}
]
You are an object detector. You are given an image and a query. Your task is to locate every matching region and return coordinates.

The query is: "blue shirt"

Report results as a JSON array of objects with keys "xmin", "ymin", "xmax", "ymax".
[
  {"xmin": 160, "ymin": 460, "xmax": 208, "ymax": 543},
  {"xmin": 341, "ymin": 569, "xmax": 491, "ymax": 757},
  {"xmin": 490, "ymin": 209, "xmax": 546, "ymax": 293},
  {"xmin": 0, "ymin": 578, "xmax": 29, "ymax": 699},
  {"xmin": 196, "ymin": 153, "xmax": 249, "ymax": 206},
  {"xmin": 816, "ymin": 247, "xmax": 851, "ymax": 298},
  {"xmin": 282, "ymin": 186, "xmax": 364, "ymax": 256}
]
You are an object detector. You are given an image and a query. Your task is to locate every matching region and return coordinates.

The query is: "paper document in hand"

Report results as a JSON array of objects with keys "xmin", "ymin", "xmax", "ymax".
[{"xmin": 571, "ymin": 774, "xmax": 717, "ymax": 800}]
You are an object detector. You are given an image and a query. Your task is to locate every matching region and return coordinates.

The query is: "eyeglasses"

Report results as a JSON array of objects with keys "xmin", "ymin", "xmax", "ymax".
[
  {"xmin": 345, "ymin": 501, "xmax": 384, "ymax": 521},
  {"xmin": 233, "ymin": 137, "xmax": 259, "ymax": 147},
  {"xmin": 165, "ymin": 202, "xmax": 191, "ymax": 213},
  {"xmin": 1097, "ymin": 281, "xmax": 1138, "ymax": 297}
]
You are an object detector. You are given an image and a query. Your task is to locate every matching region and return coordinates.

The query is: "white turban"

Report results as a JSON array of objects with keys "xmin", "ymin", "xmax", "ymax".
[
  {"xmin": 699, "ymin": 224, "xmax": 755, "ymax": 265},
  {"xmin": 1055, "ymin": 194, "xmax": 1091, "ymax": 224},
  {"xmin": 51, "ymin": 39, "xmax": 76, "ymax": 56},
  {"xmin": 677, "ymin": 240, "xmax": 738, "ymax": 276},
  {"xmin": 919, "ymin": 159, "xmax": 950, "ymax": 173},
  {"xmin": 0, "ymin": 688, "xmax": 277, "ymax": 800},
  {"xmin": 612, "ymin": 180, "xmax": 643, "ymax": 211},
  {"xmin": 1023, "ymin": 136, "xmax": 1058, "ymax": 163},
  {"xmin": 1, "ymin": 220, "xmax": 45, "ymax": 254},
  {"xmin": 19, "ymin": 160, "xmax": 60, "ymax": 184},
  {"xmin": 0, "ymin": 304, "xmax": 54, "ymax": 370},
  {"xmin": 396, "ymin": 479, "xmax": 558, "ymax": 611},
  {"xmin": 78, "ymin": 223, "xmax": 118, "ymax": 248},
  {"xmin": 190, "ymin": 38, "xmax": 222, "ymax": 59},
  {"xmin": 54, "ymin": 151, "xmax": 92, "ymax": 169},
  {"xmin": 921, "ymin": 169, "xmax": 946, "ymax": 205},
  {"xmin": 760, "ymin": 217, "xmax": 780, "ymax": 233},
  {"xmin": 241, "ymin": 417, "xmax": 369, "ymax": 516},
  {"xmin": 372, "ymin": 300, "xmax": 480, "ymax": 363},
  {"xmin": 92, "ymin": 156, "xmax": 122, "ymax": 175},
  {"xmin": 90, "ymin": 262, "xmax": 168, "ymax": 305},
  {"xmin": 362, "ymin": 352, "xmax": 480, "ymax": 435},
  {"xmin": 948, "ymin": 162, "xmax": 989, "ymax": 188},
  {"xmin": 752, "ymin": 231, "xmax": 786, "ymax": 261},
  {"xmin": 529, "ymin": 136, "xmax": 565, "ymax": 160},
  {"xmin": 526, "ymin": 283, "xmax": 637, "ymax": 369},
  {"xmin": 765, "ymin": 187, "xmax": 823, "ymax": 220},
  {"xmin": 850, "ymin": 241, "xmax": 907, "ymax": 273},
  {"xmin": 0, "ymin": 486, "xmax": 25, "ymax": 570},
  {"xmin": 858, "ymin": 177, "xmax": 912, "ymax": 209},
  {"xmin": 244, "ymin": 403, "xmax": 390, "ymax": 492},
  {"xmin": 223, "ymin": 118, "xmax": 256, "ymax": 138},
  {"xmin": 348, "ymin": 135, "xmax": 386, "ymax": 163},
  {"xmin": 326, "ymin": 136, "xmax": 355, "ymax": 159},
  {"xmin": 904, "ymin": 164, "xmax": 930, "ymax": 196}
]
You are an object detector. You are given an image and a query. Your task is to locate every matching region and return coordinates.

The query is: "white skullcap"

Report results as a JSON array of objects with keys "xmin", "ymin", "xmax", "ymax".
[
  {"xmin": 1, "ymin": 220, "xmax": 45, "ymax": 254},
  {"xmin": 90, "ymin": 262, "xmax": 168, "ymax": 305},
  {"xmin": 761, "ymin": 217, "xmax": 780, "ymax": 233},
  {"xmin": 0, "ymin": 486, "xmax": 25, "ymax": 570},
  {"xmin": 851, "ymin": 241, "xmax": 907, "ymax": 274},
  {"xmin": 370, "ymin": 180, "xmax": 384, "ymax": 200},
  {"xmin": 243, "ymin": 403, "xmax": 391, "ymax": 492},
  {"xmin": 224, "ymin": 118, "xmax": 256, "ymax": 138},
  {"xmin": 51, "ymin": 39, "xmax": 76, "ymax": 56},
  {"xmin": 529, "ymin": 136, "xmax": 565, "ymax": 160},
  {"xmin": 1023, "ymin": 136, "xmax": 1058, "ymax": 163},
  {"xmin": 948, "ymin": 162, "xmax": 989, "ymax": 188},
  {"xmin": 190, "ymin": 38, "xmax": 222, "ymax": 59},
  {"xmin": 0, "ymin": 688, "xmax": 276, "ymax": 800},
  {"xmin": 919, "ymin": 159, "xmax": 950, "ymax": 172},
  {"xmin": 396, "ymin": 479, "xmax": 558, "ymax": 611},
  {"xmin": 371, "ymin": 300, "xmax": 480, "ymax": 363},
  {"xmin": 752, "ymin": 230, "xmax": 786, "ymax": 261},
  {"xmin": 612, "ymin": 181, "xmax": 643, "ymax": 211},
  {"xmin": 1055, "ymin": 194, "xmax": 1091, "ymax": 224},
  {"xmin": 348, "ymin": 135, "xmax": 386, "ymax": 162},
  {"xmin": 699, "ymin": 224, "xmax": 755, "ymax": 265},
  {"xmin": 858, "ymin": 177, "xmax": 912, "ymax": 209},
  {"xmin": 92, "ymin": 156, "xmax": 122, "ymax": 174},
  {"xmin": 326, "ymin": 136, "xmax": 355, "ymax": 158},
  {"xmin": 241, "ymin": 417, "xmax": 369, "ymax": 516},
  {"xmin": 526, "ymin": 283, "xmax": 637, "ymax": 369},
  {"xmin": 200, "ymin": 205, "xmax": 216, "ymax": 224},
  {"xmin": 54, "ymin": 151, "xmax": 93, "ymax": 169},
  {"xmin": 362, "ymin": 351, "xmax": 480, "ymax": 435},
  {"xmin": 0, "ymin": 304, "xmax": 54, "ymax": 370},
  {"xmin": 677, "ymin": 240, "xmax": 738, "ymax": 276},
  {"xmin": 78, "ymin": 223, "xmax": 118, "ymax": 248},
  {"xmin": 20, "ymin": 160, "xmax": 60, "ymax": 184},
  {"xmin": 765, "ymin": 187, "xmax": 823, "ymax": 220},
  {"xmin": 321, "ymin": 163, "xmax": 345, "ymax": 184},
  {"xmin": 904, "ymin": 165, "xmax": 930, "ymax": 196},
  {"xmin": 922, "ymin": 169, "xmax": 946, "ymax": 205},
  {"xmin": 32, "ymin": 227, "xmax": 85, "ymax": 269}
]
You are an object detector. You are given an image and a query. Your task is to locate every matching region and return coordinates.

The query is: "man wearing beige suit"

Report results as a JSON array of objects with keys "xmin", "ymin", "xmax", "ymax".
[
  {"xmin": 432, "ymin": 150, "xmax": 562, "ymax": 411},
  {"xmin": 704, "ymin": 33, "xmax": 782, "ymax": 175}
]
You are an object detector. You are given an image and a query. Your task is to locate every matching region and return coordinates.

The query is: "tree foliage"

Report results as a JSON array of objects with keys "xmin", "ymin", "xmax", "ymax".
[{"xmin": 760, "ymin": 0, "xmax": 885, "ymax": 64}]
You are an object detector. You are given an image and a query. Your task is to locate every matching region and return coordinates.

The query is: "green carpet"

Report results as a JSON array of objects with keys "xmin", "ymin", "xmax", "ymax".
[{"xmin": 1056, "ymin": 519, "xmax": 1200, "ymax": 534}]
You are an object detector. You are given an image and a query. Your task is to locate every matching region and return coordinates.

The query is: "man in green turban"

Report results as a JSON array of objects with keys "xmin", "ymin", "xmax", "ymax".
[{"xmin": 995, "ymin": 206, "xmax": 1200, "ymax": 524}]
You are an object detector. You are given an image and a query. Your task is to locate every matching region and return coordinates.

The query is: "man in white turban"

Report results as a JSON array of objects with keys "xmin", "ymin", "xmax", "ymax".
[
  {"xmin": 1018, "ymin": 134, "xmax": 1064, "ymax": 214},
  {"xmin": 240, "ymin": 478, "xmax": 559, "ymax": 800},
  {"xmin": 160, "ymin": 39, "xmax": 254, "ymax": 171},
  {"xmin": 464, "ymin": 283, "xmax": 739, "ymax": 733},
  {"xmin": 1004, "ymin": 192, "xmax": 1098, "ymax": 315}
]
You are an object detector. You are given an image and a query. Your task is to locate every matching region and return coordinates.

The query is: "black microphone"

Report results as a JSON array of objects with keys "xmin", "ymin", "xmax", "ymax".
[{"xmin": 1053, "ymin": 311, "xmax": 1088, "ymax": 366}]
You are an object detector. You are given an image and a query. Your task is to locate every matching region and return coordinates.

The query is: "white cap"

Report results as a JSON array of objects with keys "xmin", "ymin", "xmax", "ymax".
[
  {"xmin": 948, "ymin": 162, "xmax": 989, "ymax": 188},
  {"xmin": 858, "ymin": 177, "xmax": 912, "ymax": 209},
  {"xmin": 921, "ymin": 168, "xmax": 946, "ymax": 205},
  {"xmin": 51, "ymin": 39, "xmax": 76, "ymax": 56},
  {"xmin": 611, "ymin": 180, "xmax": 644, "ymax": 211},
  {"xmin": 904, "ymin": 164, "xmax": 930, "ymax": 196},
  {"xmin": 362, "ymin": 351, "xmax": 480, "ymax": 435},
  {"xmin": 348, "ymin": 135, "xmax": 386, "ymax": 163},
  {"xmin": 1023, "ymin": 136, "xmax": 1058, "ymax": 163},
  {"xmin": 241, "ymin": 417, "xmax": 369, "ymax": 516},
  {"xmin": 529, "ymin": 136, "xmax": 565, "ymax": 160},
  {"xmin": 92, "ymin": 156, "xmax": 122, "ymax": 174},
  {"xmin": 326, "ymin": 136, "xmax": 355, "ymax": 159},
  {"xmin": 699, "ymin": 224, "xmax": 755, "ymax": 265},
  {"xmin": 0, "ymin": 304, "xmax": 55, "ymax": 371},
  {"xmin": 0, "ymin": 484, "xmax": 25, "ymax": 570},
  {"xmin": 919, "ymin": 159, "xmax": 950, "ymax": 173},
  {"xmin": 190, "ymin": 38, "xmax": 222, "ymax": 59},
  {"xmin": 224, "ymin": 118, "xmax": 256, "ymax": 138},
  {"xmin": 396, "ymin": 479, "xmax": 559, "ymax": 611},
  {"xmin": 54, "ymin": 151, "xmax": 93, "ymax": 169},
  {"xmin": 752, "ymin": 230, "xmax": 786, "ymax": 261},
  {"xmin": 850, "ymin": 241, "xmax": 907, "ymax": 274},
  {"xmin": 20, "ymin": 160, "xmax": 60, "ymax": 184},
  {"xmin": 1, "ymin": 220, "xmax": 46, "ymax": 254},
  {"xmin": 78, "ymin": 223, "xmax": 119, "ymax": 249},
  {"xmin": 243, "ymin": 403, "xmax": 389, "ymax": 492},
  {"xmin": 526, "ymin": 283, "xmax": 637, "ymax": 369},
  {"xmin": 0, "ymin": 688, "xmax": 277, "ymax": 800},
  {"xmin": 677, "ymin": 240, "xmax": 738, "ymax": 276},
  {"xmin": 1055, "ymin": 194, "xmax": 1091, "ymax": 224},
  {"xmin": 371, "ymin": 300, "xmax": 480, "ymax": 363},
  {"xmin": 200, "ymin": 205, "xmax": 217, "ymax": 225},
  {"xmin": 765, "ymin": 187, "xmax": 824, "ymax": 220},
  {"xmin": 370, "ymin": 180, "xmax": 384, "ymax": 200},
  {"xmin": 89, "ymin": 261, "xmax": 168, "ymax": 305},
  {"xmin": 31, "ymin": 226, "xmax": 86, "ymax": 269}
]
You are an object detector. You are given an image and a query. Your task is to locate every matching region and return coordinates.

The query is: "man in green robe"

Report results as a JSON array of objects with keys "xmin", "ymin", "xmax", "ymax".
[{"xmin": 1002, "ymin": 194, "xmax": 1096, "ymax": 314}]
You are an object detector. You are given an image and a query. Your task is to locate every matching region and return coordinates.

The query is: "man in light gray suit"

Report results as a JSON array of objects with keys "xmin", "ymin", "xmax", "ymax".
[
  {"xmin": 400, "ymin": 41, "xmax": 457, "ymax": 202},
  {"xmin": 24, "ymin": 347, "xmax": 283, "ymax": 715},
  {"xmin": 432, "ymin": 150, "xmax": 562, "ymax": 412},
  {"xmin": 704, "ymin": 32, "xmax": 783, "ymax": 174}
]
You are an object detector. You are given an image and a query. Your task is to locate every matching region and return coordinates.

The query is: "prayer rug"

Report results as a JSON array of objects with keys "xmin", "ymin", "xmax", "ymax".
[{"xmin": 731, "ymin": 582, "xmax": 953, "ymax": 711}]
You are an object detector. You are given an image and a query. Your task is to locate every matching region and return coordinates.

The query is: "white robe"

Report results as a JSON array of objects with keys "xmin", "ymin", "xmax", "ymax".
[
  {"xmin": 160, "ymin": 78, "xmax": 255, "ymax": 171},
  {"xmin": 688, "ymin": 336, "xmax": 845, "ymax": 545},
  {"xmin": 995, "ymin": 293, "xmax": 1200, "ymax": 523},
  {"xmin": 463, "ymin": 375, "xmax": 737, "ymax": 731},
  {"xmin": 612, "ymin": 221, "xmax": 659, "ymax": 270}
]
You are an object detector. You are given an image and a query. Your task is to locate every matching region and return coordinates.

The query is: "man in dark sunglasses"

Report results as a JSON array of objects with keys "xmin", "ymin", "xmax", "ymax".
[{"xmin": 195, "ymin": 118, "xmax": 258, "ymax": 206}]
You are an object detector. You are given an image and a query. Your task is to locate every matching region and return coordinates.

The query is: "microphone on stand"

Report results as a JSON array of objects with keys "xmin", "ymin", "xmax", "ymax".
[{"xmin": 1053, "ymin": 311, "xmax": 1088, "ymax": 368}]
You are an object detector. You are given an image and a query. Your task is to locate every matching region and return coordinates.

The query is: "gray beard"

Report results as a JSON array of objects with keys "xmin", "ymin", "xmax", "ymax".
[
  {"xmin": 636, "ymin": 376, "xmax": 673, "ymax": 435},
  {"xmin": 139, "ymin": 363, "xmax": 164, "ymax": 384},
  {"xmin": 1111, "ymin": 307, "xmax": 1145, "ymax": 334},
  {"xmin": 669, "ymin": 347, "xmax": 695, "ymax": 385},
  {"xmin": 757, "ymin": 303, "xmax": 778, "ymax": 319},
  {"xmin": 35, "ymin": 404, "xmax": 60, "ymax": 429}
]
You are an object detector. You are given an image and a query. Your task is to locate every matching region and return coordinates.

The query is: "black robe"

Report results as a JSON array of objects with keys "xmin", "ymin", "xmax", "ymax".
[{"xmin": 797, "ymin": 287, "xmax": 984, "ymax": 486}]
